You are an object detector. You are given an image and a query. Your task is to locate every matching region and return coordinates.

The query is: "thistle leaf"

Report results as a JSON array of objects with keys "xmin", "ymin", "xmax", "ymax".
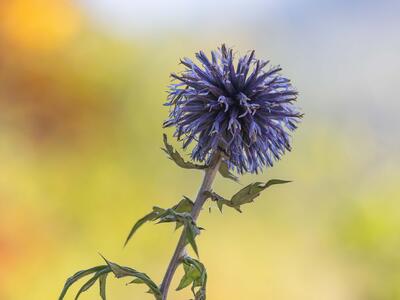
[
  {"xmin": 205, "ymin": 179, "xmax": 290, "ymax": 212},
  {"xmin": 154, "ymin": 209, "xmax": 201, "ymax": 256},
  {"xmin": 125, "ymin": 197, "xmax": 194, "ymax": 246},
  {"xmin": 124, "ymin": 210, "xmax": 160, "ymax": 246},
  {"xmin": 231, "ymin": 180, "xmax": 291, "ymax": 207},
  {"xmin": 173, "ymin": 196, "xmax": 194, "ymax": 213},
  {"xmin": 124, "ymin": 201, "xmax": 201, "ymax": 258},
  {"xmin": 185, "ymin": 222, "xmax": 200, "ymax": 257},
  {"xmin": 176, "ymin": 268, "xmax": 195, "ymax": 291},
  {"xmin": 263, "ymin": 179, "xmax": 292, "ymax": 189},
  {"xmin": 172, "ymin": 197, "xmax": 194, "ymax": 229},
  {"xmin": 129, "ymin": 278, "xmax": 145, "ymax": 284},
  {"xmin": 59, "ymin": 265, "xmax": 108, "ymax": 300},
  {"xmin": 204, "ymin": 191, "xmax": 241, "ymax": 213},
  {"xmin": 75, "ymin": 268, "xmax": 110, "ymax": 300},
  {"xmin": 177, "ymin": 257, "xmax": 207, "ymax": 299},
  {"xmin": 162, "ymin": 134, "xmax": 206, "ymax": 170},
  {"xmin": 101, "ymin": 256, "xmax": 162, "ymax": 300},
  {"xmin": 218, "ymin": 160, "xmax": 239, "ymax": 182},
  {"xmin": 99, "ymin": 273, "xmax": 108, "ymax": 300}
]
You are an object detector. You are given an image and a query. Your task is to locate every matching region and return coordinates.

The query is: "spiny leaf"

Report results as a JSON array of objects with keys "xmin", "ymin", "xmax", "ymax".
[
  {"xmin": 205, "ymin": 179, "xmax": 291, "ymax": 212},
  {"xmin": 101, "ymin": 256, "xmax": 162, "ymax": 300},
  {"xmin": 230, "ymin": 182, "xmax": 265, "ymax": 206},
  {"xmin": 59, "ymin": 265, "xmax": 108, "ymax": 300},
  {"xmin": 75, "ymin": 268, "xmax": 110, "ymax": 300},
  {"xmin": 162, "ymin": 134, "xmax": 206, "ymax": 170},
  {"xmin": 154, "ymin": 209, "xmax": 202, "ymax": 256},
  {"xmin": 177, "ymin": 257, "xmax": 207, "ymax": 299},
  {"xmin": 173, "ymin": 196, "xmax": 194, "ymax": 213},
  {"xmin": 176, "ymin": 267, "xmax": 195, "ymax": 291},
  {"xmin": 124, "ymin": 210, "xmax": 160, "ymax": 246},
  {"xmin": 218, "ymin": 160, "xmax": 239, "ymax": 182},
  {"xmin": 124, "ymin": 202, "xmax": 202, "ymax": 258},
  {"xmin": 263, "ymin": 179, "xmax": 292, "ymax": 189},
  {"xmin": 125, "ymin": 197, "xmax": 194, "ymax": 246},
  {"xmin": 129, "ymin": 278, "xmax": 145, "ymax": 284},
  {"xmin": 204, "ymin": 191, "xmax": 241, "ymax": 213},
  {"xmin": 185, "ymin": 222, "xmax": 200, "ymax": 257},
  {"xmin": 99, "ymin": 273, "xmax": 108, "ymax": 300},
  {"xmin": 231, "ymin": 179, "xmax": 291, "ymax": 207}
]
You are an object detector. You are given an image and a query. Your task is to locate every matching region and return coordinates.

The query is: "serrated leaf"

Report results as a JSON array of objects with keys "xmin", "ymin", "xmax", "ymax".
[
  {"xmin": 124, "ymin": 211, "xmax": 160, "ymax": 246},
  {"xmin": 185, "ymin": 222, "xmax": 199, "ymax": 257},
  {"xmin": 205, "ymin": 179, "xmax": 290, "ymax": 213},
  {"xmin": 59, "ymin": 265, "xmax": 108, "ymax": 300},
  {"xmin": 173, "ymin": 196, "xmax": 194, "ymax": 213},
  {"xmin": 99, "ymin": 273, "xmax": 108, "ymax": 300},
  {"xmin": 162, "ymin": 134, "xmax": 206, "ymax": 170},
  {"xmin": 75, "ymin": 268, "xmax": 110, "ymax": 300},
  {"xmin": 230, "ymin": 182, "xmax": 265, "ymax": 206},
  {"xmin": 177, "ymin": 257, "xmax": 207, "ymax": 299},
  {"xmin": 173, "ymin": 197, "xmax": 194, "ymax": 229},
  {"xmin": 218, "ymin": 160, "xmax": 239, "ymax": 182},
  {"xmin": 156, "ymin": 210, "xmax": 202, "ymax": 257},
  {"xmin": 231, "ymin": 179, "xmax": 291, "ymax": 207},
  {"xmin": 216, "ymin": 200, "xmax": 224, "ymax": 213},
  {"xmin": 264, "ymin": 179, "xmax": 291, "ymax": 189},
  {"xmin": 101, "ymin": 256, "xmax": 161, "ymax": 300},
  {"xmin": 129, "ymin": 278, "xmax": 145, "ymax": 284},
  {"xmin": 176, "ymin": 270, "xmax": 194, "ymax": 291},
  {"xmin": 204, "ymin": 191, "xmax": 241, "ymax": 213},
  {"xmin": 125, "ymin": 197, "xmax": 194, "ymax": 246}
]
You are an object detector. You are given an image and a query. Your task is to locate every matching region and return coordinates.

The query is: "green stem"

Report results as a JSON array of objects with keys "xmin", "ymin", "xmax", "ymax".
[{"xmin": 159, "ymin": 152, "xmax": 222, "ymax": 300}]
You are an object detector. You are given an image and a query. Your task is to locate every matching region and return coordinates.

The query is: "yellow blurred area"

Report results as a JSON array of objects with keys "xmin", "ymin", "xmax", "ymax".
[
  {"xmin": 0, "ymin": 1, "xmax": 399, "ymax": 300},
  {"xmin": 0, "ymin": 0, "xmax": 81, "ymax": 51}
]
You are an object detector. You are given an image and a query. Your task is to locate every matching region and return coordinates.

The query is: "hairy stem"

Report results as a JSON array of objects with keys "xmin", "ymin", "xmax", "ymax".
[{"xmin": 160, "ymin": 152, "xmax": 222, "ymax": 300}]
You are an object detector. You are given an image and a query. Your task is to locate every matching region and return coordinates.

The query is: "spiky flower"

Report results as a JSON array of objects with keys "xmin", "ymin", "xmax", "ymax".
[{"xmin": 164, "ymin": 44, "xmax": 302, "ymax": 174}]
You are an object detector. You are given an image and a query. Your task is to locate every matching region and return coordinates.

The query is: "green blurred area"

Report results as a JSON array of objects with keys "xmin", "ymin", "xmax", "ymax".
[{"xmin": 0, "ymin": 1, "xmax": 399, "ymax": 300}]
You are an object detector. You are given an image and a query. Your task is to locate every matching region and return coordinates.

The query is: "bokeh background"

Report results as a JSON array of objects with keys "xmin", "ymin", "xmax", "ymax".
[{"xmin": 1, "ymin": 0, "xmax": 399, "ymax": 299}]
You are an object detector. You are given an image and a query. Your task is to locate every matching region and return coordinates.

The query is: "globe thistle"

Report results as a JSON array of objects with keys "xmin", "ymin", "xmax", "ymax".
[{"xmin": 164, "ymin": 44, "xmax": 302, "ymax": 174}]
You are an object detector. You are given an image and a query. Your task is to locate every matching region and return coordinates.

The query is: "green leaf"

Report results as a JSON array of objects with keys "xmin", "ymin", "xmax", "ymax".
[
  {"xmin": 230, "ymin": 182, "xmax": 265, "ymax": 206},
  {"xmin": 101, "ymin": 256, "xmax": 162, "ymax": 300},
  {"xmin": 124, "ymin": 210, "xmax": 160, "ymax": 246},
  {"xmin": 177, "ymin": 257, "xmax": 207, "ymax": 299},
  {"xmin": 176, "ymin": 267, "xmax": 195, "ymax": 291},
  {"xmin": 173, "ymin": 196, "xmax": 194, "ymax": 213},
  {"xmin": 185, "ymin": 222, "xmax": 200, "ymax": 257},
  {"xmin": 205, "ymin": 179, "xmax": 291, "ymax": 213},
  {"xmin": 125, "ymin": 197, "xmax": 194, "ymax": 246},
  {"xmin": 99, "ymin": 273, "xmax": 108, "ymax": 300},
  {"xmin": 124, "ymin": 201, "xmax": 201, "ymax": 259},
  {"xmin": 203, "ymin": 191, "xmax": 241, "ymax": 213},
  {"xmin": 162, "ymin": 134, "xmax": 206, "ymax": 170},
  {"xmin": 218, "ymin": 160, "xmax": 239, "ymax": 182},
  {"xmin": 153, "ymin": 208, "xmax": 201, "ymax": 256},
  {"xmin": 129, "ymin": 278, "xmax": 145, "ymax": 284},
  {"xmin": 75, "ymin": 268, "xmax": 110, "ymax": 300},
  {"xmin": 263, "ymin": 179, "xmax": 292, "ymax": 189},
  {"xmin": 231, "ymin": 179, "xmax": 291, "ymax": 207},
  {"xmin": 59, "ymin": 265, "xmax": 108, "ymax": 300}
]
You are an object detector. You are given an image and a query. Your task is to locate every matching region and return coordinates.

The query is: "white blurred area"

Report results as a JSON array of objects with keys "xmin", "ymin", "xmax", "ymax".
[{"xmin": 78, "ymin": 0, "xmax": 284, "ymax": 34}]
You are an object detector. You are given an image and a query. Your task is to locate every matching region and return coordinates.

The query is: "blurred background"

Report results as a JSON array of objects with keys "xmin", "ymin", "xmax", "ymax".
[{"xmin": 0, "ymin": 0, "xmax": 399, "ymax": 299}]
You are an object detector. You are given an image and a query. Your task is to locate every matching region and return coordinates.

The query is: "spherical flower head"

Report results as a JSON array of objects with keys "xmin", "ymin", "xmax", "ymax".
[{"xmin": 164, "ymin": 44, "xmax": 302, "ymax": 174}]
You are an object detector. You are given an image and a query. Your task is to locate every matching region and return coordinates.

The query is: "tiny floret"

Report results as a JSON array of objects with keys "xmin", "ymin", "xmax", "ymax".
[{"xmin": 164, "ymin": 44, "xmax": 302, "ymax": 174}]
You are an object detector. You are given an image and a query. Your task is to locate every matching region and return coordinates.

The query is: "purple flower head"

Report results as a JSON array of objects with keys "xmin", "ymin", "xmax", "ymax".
[{"xmin": 164, "ymin": 44, "xmax": 302, "ymax": 174}]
